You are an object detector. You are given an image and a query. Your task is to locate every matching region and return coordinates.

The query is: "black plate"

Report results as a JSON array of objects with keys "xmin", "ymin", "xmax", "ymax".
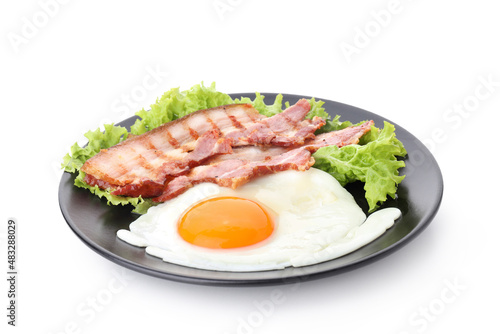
[{"xmin": 59, "ymin": 93, "xmax": 443, "ymax": 286}]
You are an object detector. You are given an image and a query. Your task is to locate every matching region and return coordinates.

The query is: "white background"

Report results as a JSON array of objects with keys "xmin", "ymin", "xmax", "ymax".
[{"xmin": 1, "ymin": 0, "xmax": 499, "ymax": 333}]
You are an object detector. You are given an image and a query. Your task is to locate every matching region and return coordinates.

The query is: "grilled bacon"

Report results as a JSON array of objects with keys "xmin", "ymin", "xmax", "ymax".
[
  {"xmin": 152, "ymin": 121, "xmax": 374, "ymax": 202},
  {"xmin": 81, "ymin": 100, "xmax": 322, "ymax": 196}
]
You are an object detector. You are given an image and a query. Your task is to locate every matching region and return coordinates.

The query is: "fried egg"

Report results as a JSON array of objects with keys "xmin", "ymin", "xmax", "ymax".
[{"xmin": 117, "ymin": 168, "xmax": 401, "ymax": 272}]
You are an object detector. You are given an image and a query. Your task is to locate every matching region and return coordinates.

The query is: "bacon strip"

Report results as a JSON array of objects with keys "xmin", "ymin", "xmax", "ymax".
[
  {"xmin": 152, "ymin": 121, "xmax": 374, "ymax": 202},
  {"xmin": 110, "ymin": 130, "xmax": 232, "ymax": 197},
  {"xmin": 81, "ymin": 100, "xmax": 319, "ymax": 196},
  {"xmin": 225, "ymin": 99, "xmax": 325, "ymax": 146}
]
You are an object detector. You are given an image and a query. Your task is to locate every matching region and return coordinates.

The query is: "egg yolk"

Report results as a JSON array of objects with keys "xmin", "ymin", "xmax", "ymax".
[{"xmin": 178, "ymin": 197, "xmax": 274, "ymax": 249}]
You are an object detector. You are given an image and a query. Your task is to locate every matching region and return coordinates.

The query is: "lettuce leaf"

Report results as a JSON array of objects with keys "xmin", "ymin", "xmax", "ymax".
[
  {"xmin": 313, "ymin": 121, "xmax": 407, "ymax": 212},
  {"xmin": 62, "ymin": 82, "xmax": 407, "ymax": 214},
  {"xmin": 130, "ymin": 82, "xmax": 234, "ymax": 135}
]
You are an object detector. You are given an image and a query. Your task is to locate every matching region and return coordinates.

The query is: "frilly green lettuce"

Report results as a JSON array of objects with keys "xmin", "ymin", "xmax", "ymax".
[{"xmin": 313, "ymin": 122, "xmax": 406, "ymax": 212}]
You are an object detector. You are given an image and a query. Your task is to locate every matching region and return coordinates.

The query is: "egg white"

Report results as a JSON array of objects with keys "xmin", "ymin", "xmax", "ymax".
[{"xmin": 117, "ymin": 168, "xmax": 401, "ymax": 272}]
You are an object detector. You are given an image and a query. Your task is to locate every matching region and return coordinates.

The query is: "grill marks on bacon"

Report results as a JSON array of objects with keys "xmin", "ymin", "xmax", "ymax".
[
  {"xmin": 109, "ymin": 130, "xmax": 232, "ymax": 197},
  {"xmin": 152, "ymin": 121, "xmax": 374, "ymax": 202},
  {"xmin": 81, "ymin": 100, "xmax": 322, "ymax": 197}
]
